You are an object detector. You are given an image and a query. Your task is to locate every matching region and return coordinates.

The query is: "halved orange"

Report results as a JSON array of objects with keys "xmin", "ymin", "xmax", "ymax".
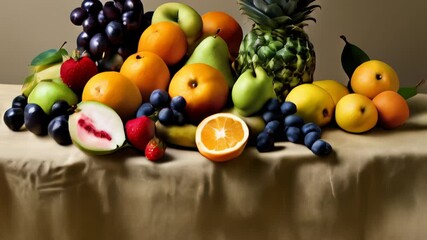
[{"xmin": 195, "ymin": 113, "xmax": 249, "ymax": 162}]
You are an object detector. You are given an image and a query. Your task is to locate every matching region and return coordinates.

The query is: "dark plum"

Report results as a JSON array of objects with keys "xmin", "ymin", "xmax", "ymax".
[
  {"xmin": 12, "ymin": 95, "xmax": 27, "ymax": 109},
  {"xmin": 24, "ymin": 104, "xmax": 49, "ymax": 136},
  {"xmin": 3, "ymin": 107, "xmax": 25, "ymax": 131},
  {"xmin": 256, "ymin": 132, "xmax": 275, "ymax": 152},
  {"xmin": 50, "ymin": 100, "xmax": 72, "ymax": 119},
  {"xmin": 48, "ymin": 115, "xmax": 72, "ymax": 146}
]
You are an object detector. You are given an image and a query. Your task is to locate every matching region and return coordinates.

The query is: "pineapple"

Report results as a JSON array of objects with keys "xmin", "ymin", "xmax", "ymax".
[{"xmin": 234, "ymin": 0, "xmax": 320, "ymax": 102}]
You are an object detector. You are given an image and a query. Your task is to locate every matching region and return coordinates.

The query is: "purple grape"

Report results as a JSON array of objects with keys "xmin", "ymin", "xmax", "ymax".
[
  {"xmin": 77, "ymin": 31, "xmax": 91, "ymax": 49},
  {"xmin": 97, "ymin": 10, "xmax": 108, "ymax": 28},
  {"xmin": 81, "ymin": 0, "xmax": 103, "ymax": 15},
  {"xmin": 82, "ymin": 15, "xmax": 100, "ymax": 35},
  {"xmin": 89, "ymin": 33, "xmax": 108, "ymax": 60},
  {"xmin": 70, "ymin": 7, "xmax": 88, "ymax": 26},
  {"xmin": 123, "ymin": 0, "xmax": 143, "ymax": 12},
  {"xmin": 24, "ymin": 104, "xmax": 49, "ymax": 136},
  {"xmin": 105, "ymin": 21, "xmax": 123, "ymax": 45},
  {"xmin": 103, "ymin": 1, "xmax": 121, "ymax": 21},
  {"xmin": 122, "ymin": 10, "xmax": 141, "ymax": 32}
]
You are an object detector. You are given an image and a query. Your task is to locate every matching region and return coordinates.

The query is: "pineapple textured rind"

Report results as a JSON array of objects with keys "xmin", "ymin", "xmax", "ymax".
[{"xmin": 234, "ymin": 0, "xmax": 320, "ymax": 102}]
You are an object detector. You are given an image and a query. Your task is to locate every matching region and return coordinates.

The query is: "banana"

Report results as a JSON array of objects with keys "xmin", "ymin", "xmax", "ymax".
[
  {"xmin": 22, "ymin": 62, "xmax": 63, "ymax": 97},
  {"xmin": 155, "ymin": 121, "xmax": 198, "ymax": 148},
  {"xmin": 222, "ymin": 107, "xmax": 266, "ymax": 139},
  {"xmin": 340, "ymin": 35, "xmax": 370, "ymax": 91}
]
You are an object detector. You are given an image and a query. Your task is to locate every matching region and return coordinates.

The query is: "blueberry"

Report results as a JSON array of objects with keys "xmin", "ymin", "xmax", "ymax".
[
  {"xmin": 311, "ymin": 139, "xmax": 332, "ymax": 156},
  {"xmin": 170, "ymin": 96, "xmax": 187, "ymax": 112},
  {"xmin": 264, "ymin": 120, "xmax": 281, "ymax": 137},
  {"xmin": 48, "ymin": 115, "xmax": 72, "ymax": 146},
  {"xmin": 3, "ymin": 107, "xmax": 25, "ymax": 131},
  {"xmin": 11, "ymin": 95, "xmax": 27, "ymax": 109},
  {"xmin": 158, "ymin": 107, "xmax": 174, "ymax": 125},
  {"xmin": 280, "ymin": 101, "xmax": 297, "ymax": 116},
  {"xmin": 301, "ymin": 122, "xmax": 322, "ymax": 135},
  {"xmin": 173, "ymin": 110, "xmax": 185, "ymax": 125},
  {"xmin": 262, "ymin": 111, "xmax": 282, "ymax": 123},
  {"xmin": 149, "ymin": 89, "xmax": 169, "ymax": 108},
  {"xmin": 264, "ymin": 98, "xmax": 281, "ymax": 112},
  {"xmin": 304, "ymin": 131, "xmax": 321, "ymax": 148},
  {"xmin": 256, "ymin": 132, "xmax": 275, "ymax": 152},
  {"xmin": 285, "ymin": 126, "xmax": 302, "ymax": 143},
  {"xmin": 50, "ymin": 100, "xmax": 72, "ymax": 118},
  {"xmin": 136, "ymin": 102, "xmax": 155, "ymax": 118},
  {"xmin": 284, "ymin": 114, "xmax": 304, "ymax": 128},
  {"xmin": 24, "ymin": 103, "xmax": 49, "ymax": 136}
]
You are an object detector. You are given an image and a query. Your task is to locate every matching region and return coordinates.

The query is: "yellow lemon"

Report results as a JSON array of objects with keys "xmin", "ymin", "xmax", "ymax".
[
  {"xmin": 285, "ymin": 83, "xmax": 335, "ymax": 127},
  {"xmin": 313, "ymin": 80, "xmax": 349, "ymax": 105}
]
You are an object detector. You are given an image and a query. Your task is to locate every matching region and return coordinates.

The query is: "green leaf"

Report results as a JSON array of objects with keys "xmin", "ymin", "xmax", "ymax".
[{"xmin": 398, "ymin": 79, "xmax": 425, "ymax": 99}]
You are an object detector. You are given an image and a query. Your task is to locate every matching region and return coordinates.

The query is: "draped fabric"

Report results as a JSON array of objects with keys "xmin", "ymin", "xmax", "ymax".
[{"xmin": 1, "ymin": 84, "xmax": 427, "ymax": 240}]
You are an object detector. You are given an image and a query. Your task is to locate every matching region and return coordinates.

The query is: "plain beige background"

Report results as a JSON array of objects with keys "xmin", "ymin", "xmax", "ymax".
[{"xmin": 1, "ymin": 0, "xmax": 426, "ymax": 93}]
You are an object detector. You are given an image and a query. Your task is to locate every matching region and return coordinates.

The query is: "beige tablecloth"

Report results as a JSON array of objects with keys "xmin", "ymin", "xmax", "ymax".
[{"xmin": 1, "ymin": 84, "xmax": 427, "ymax": 240}]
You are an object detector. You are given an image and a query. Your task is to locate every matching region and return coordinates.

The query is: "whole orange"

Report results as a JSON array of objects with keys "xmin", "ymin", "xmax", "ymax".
[
  {"xmin": 372, "ymin": 90, "xmax": 409, "ymax": 129},
  {"xmin": 168, "ymin": 63, "xmax": 229, "ymax": 123},
  {"xmin": 82, "ymin": 71, "xmax": 142, "ymax": 120},
  {"xmin": 120, "ymin": 51, "xmax": 170, "ymax": 102},
  {"xmin": 351, "ymin": 60, "xmax": 400, "ymax": 99},
  {"xmin": 138, "ymin": 21, "xmax": 187, "ymax": 66},
  {"xmin": 201, "ymin": 11, "xmax": 243, "ymax": 59}
]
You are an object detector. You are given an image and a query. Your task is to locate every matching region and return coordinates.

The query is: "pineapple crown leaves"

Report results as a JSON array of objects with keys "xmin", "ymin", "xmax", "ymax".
[{"xmin": 238, "ymin": 0, "xmax": 320, "ymax": 30}]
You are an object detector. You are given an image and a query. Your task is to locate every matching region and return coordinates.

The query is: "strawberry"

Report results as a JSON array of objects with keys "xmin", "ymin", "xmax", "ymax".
[
  {"xmin": 125, "ymin": 116, "xmax": 155, "ymax": 152},
  {"xmin": 60, "ymin": 50, "xmax": 98, "ymax": 95},
  {"xmin": 145, "ymin": 137, "xmax": 166, "ymax": 161}
]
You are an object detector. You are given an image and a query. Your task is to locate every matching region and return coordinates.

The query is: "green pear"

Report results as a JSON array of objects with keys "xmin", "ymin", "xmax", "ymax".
[
  {"xmin": 28, "ymin": 79, "xmax": 78, "ymax": 114},
  {"xmin": 232, "ymin": 66, "xmax": 276, "ymax": 117},
  {"xmin": 186, "ymin": 35, "xmax": 235, "ymax": 87}
]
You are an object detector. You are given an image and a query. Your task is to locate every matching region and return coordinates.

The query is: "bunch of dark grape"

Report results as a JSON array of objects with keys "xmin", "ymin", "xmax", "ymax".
[
  {"xmin": 3, "ymin": 95, "xmax": 74, "ymax": 146},
  {"xmin": 136, "ymin": 89, "xmax": 187, "ymax": 126},
  {"xmin": 256, "ymin": 98, "xmax": 332, "ymax": 156},
  {"xmin": 70, "ymin": 0, "xmax": 152, "ymax": 71}
]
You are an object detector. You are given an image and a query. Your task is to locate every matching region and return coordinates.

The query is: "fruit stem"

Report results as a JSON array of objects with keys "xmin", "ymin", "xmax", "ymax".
[
  {"xmin": 59, "ymin": 41, "xmax": 67, "ymax": 50},
  {"xmin": 340, "ymin": 35, "xmax": 349, "ymax": 44},
  {"xmin": 416, "ymin": 79, "xmax": 426, "ymax": 88},
  {"xmin": 214, "ymin": 29, "xmax": 221, "ymax": 38}
]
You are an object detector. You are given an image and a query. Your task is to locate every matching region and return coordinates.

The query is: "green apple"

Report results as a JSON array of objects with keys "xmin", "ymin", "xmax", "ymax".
[
  {"xmin": 285, "ymin": 84, "xmax": 335, "ymax": 127},
  {"xmin": 232, "ymin": 66, "xmax": 276, "ymax": 117},
  {"xmin": 28, "ymin": 79, "xmax": 78, "ymax": 114},
  {"xmin": 335, "ymin": 93, "xmax": 378, "ymax": 133},
  {"xmin": 151, "ymin": 2, "xmax": 203, "ymax": 45}
]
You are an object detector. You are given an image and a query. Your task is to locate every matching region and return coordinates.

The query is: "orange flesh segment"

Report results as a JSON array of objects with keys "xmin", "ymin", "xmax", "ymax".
[{"xmin": 201, "ymin": 116, "xmax": 244, "ymax": 151}]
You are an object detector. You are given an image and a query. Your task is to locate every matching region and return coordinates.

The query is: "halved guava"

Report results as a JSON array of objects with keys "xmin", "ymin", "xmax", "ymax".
[{"xmin": 69, "ymin": 101, "xmax": 126, "ymax": 155}]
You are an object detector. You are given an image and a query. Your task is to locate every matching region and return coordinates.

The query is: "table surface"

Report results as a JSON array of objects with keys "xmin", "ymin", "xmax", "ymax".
[{"xmin": 1, "ymin": 83, "xmax": 427, "ymax": 240}]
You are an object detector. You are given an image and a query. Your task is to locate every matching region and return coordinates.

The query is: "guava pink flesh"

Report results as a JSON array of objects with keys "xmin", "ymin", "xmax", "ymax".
[{"xmin": 78, "ymin": 117, "xmax": 112, "ymax": 141}]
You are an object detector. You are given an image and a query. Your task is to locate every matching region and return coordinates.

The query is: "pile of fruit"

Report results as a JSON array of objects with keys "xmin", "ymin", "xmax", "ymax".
[{"xmin": 3, "ymin": 0, "xmax": 424, "ymax": 162}]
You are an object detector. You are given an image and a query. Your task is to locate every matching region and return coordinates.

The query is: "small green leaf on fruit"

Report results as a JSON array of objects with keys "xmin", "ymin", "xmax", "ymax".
[{"xmin": 398, "ymin": 79, "xmax": 425, "ymax": 99}]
